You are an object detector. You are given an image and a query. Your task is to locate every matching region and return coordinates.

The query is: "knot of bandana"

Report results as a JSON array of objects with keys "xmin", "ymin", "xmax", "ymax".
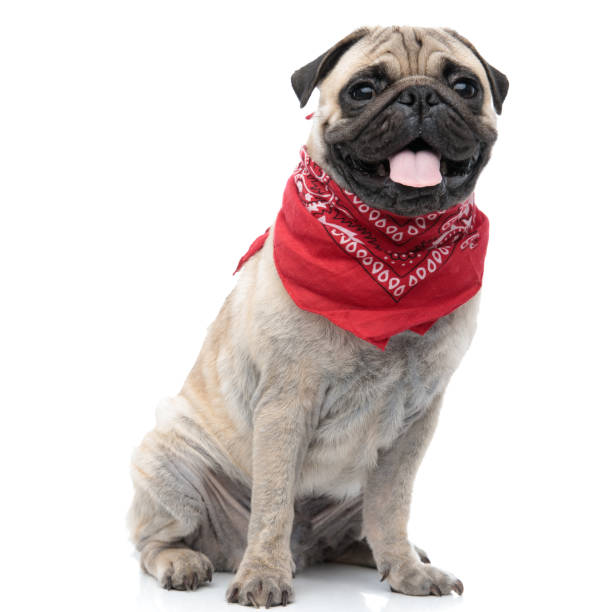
[{"xmin": 236, "ymin": 147, "xmax": 489, "ymax": 350}]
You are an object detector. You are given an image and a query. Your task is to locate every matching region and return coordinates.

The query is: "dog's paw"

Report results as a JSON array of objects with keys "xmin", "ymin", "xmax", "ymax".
[
  {"xmin": 226, "ymin": 559, "xmax": 294, "ymax": 607},
  {"xmin": 379, "ymin": 557, "xmax": 463, "ymax": 597},
  {"xmin": 414, "ymin": 545, "xmax": 431, "ymax": 564},
  {"xmin": 154, "ymin": 548, "xmax": 213, "ymax": 590}
]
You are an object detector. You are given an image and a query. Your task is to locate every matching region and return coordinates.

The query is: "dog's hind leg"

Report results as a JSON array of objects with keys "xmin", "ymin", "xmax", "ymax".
[
  {"xmin": 299, "ymin": 497, "xmax": 430, "ymax": 569},
  {"xmin": 128, "ymin": 412, "xmax": 251, "ymax": 590},
  {"xmin": 328, "ymin": 538, "xmax": 376, "ymax": 568},
  {"xmin": 329, "ymin": 539, "xmax": 430, "ymax": 567},
  {"xmin": 129, "ymin": 469, "xmax": 221, "ymax": 591}
]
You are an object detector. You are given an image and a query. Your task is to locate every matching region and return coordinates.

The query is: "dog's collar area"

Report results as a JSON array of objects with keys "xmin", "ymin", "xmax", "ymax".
[{"xmin": 236, "ymin": 147, "xmax": 489, "ymax": 350}]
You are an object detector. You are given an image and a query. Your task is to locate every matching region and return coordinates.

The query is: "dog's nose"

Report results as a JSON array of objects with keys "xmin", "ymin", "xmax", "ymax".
[{"xmin": 397, "ymin": 86, "xmax": 440, "ymax": 108}]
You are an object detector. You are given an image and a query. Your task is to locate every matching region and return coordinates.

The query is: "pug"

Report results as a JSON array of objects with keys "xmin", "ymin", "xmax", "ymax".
[{"xmin": 128, "ymin": 26, "xmax": 508, "ymax": 608}]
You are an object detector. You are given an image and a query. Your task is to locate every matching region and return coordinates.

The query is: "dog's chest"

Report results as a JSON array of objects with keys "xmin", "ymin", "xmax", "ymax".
[{"xmin": 295, "ymin": 298, "xmax": 479, "ymax": 498}]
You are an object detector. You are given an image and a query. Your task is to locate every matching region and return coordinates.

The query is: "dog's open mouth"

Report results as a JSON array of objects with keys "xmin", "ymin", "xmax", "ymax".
[{"xmin": 335, "ymin": 138, "xmax": 481, "ymax": 188}]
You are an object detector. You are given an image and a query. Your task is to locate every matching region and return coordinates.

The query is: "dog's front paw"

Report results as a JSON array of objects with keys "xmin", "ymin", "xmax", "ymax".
[
  {"xmin": 379, "ymin": 556, "xmax": 463, "ymax": 597},
  {"xmin": 226, "ymin": 557, "xmax": 294, "ymax": 607}
]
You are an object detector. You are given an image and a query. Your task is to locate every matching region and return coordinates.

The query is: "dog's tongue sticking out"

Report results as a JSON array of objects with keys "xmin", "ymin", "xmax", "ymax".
[{"xmin": 388, "ymin": 150, "xmax": 442, "ymax": 188}]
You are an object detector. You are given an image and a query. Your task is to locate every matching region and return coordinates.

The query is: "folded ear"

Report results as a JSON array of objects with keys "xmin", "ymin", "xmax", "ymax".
[
  {"xmin": 291, "ymin": 28, "xmax": 369, "ymax": 108},
  {"xmin": 444, "ymin": 28, "xmax": 509, "ymax": 114}
]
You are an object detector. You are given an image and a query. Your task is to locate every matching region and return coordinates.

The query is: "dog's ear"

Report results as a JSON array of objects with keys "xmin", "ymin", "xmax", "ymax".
[
  {"xmin": 444, "ymin": 29, "xmax": 509, "ymax": 114},
  {"xmin": 291, "ymin": 28, "xmax": 369, "ymax": 108}
]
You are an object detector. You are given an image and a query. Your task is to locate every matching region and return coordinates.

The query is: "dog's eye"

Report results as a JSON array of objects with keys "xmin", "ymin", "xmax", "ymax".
[
  {"xmin": 452, "ymin": 78, "xmax": 478, "ymax": 99},
  {"xmin": 350, "ymin": 82, "xmax": 375, "ymax": 101}
]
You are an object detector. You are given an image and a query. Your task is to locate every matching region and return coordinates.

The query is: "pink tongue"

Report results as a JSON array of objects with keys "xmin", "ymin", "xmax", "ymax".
[{"xmin": 388, "ymin": 150, "xmax": 442, "ymax": 187}]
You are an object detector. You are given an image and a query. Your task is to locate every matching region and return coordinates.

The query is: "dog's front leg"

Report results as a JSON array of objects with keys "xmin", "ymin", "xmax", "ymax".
[
  {"xmin": 363, "ymin": 395, "xmax": 464, "ymax": 597},
  {"xmin": 226, "ymin": 388, "xmax": 309, "ymax": 607}
]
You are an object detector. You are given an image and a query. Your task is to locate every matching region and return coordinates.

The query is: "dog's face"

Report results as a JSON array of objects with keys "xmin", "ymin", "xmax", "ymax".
[{"xmin": 292, "ymin": 27, "xmax": 508, "ymax": 215}]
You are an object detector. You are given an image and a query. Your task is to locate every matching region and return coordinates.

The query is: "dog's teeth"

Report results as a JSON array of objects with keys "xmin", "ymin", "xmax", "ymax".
[{"xmin": 376, "ymin": 163, "xmax": 386, "ymax": 177}]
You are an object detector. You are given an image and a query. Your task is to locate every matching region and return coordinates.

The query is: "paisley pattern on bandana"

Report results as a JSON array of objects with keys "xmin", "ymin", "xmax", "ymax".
[
  {"xmin": 235, "ymin": 148, "xmax": 489, "ymax": 350},
  {"xmin": 293, "ymin": 148, "xmax": 481, "ymax": 302}
]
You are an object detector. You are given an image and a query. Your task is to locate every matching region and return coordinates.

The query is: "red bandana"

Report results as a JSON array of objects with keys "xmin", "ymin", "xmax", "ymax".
[{"xmin": 235, "ymin": 148, "xmax": 489, "ymax": 350}]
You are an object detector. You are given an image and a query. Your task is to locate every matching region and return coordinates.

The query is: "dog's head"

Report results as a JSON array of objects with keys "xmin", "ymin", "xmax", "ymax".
[{"xmin": 292, "ymin": 26, "xmax": 508, "ymax": 215}]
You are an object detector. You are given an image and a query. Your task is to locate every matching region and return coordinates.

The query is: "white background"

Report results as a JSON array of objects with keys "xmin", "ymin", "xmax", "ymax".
[{"xmin": 1, "ymin": 1, "xmax": 611, "ymax": 611}]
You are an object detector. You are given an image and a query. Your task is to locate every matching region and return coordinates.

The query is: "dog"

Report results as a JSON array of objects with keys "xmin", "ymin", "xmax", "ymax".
[{"xmin": 128, "ymin": 25, "xmax": 508, "ymax": 608}]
